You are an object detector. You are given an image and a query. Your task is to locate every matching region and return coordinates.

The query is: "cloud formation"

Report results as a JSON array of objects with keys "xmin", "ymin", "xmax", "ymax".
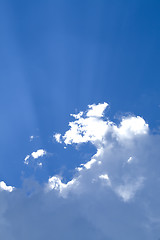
[
  {"xmin": 1, "ymin": 103, "xmax": 160, "ymax": 239},
  {"xmin": 0, "ymin": 181, "xmax": 14, "ymax": 192},
  {"xmin": 53, "ymin": 102, "xmax": 149, "ymax": 201},
  {"xmin": 24, "ymin": 149, "xmax": 47, "ymax": 165}
]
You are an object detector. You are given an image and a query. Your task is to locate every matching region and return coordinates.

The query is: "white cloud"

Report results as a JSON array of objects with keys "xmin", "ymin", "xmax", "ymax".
[
  {"xmin": 24, "ymin": 155, "xmax": 30, "ymax": 165},
  {"xmin": 114, "ymin": 116, "xmax": 149, "ymax": 140},
  {"xmin": 81, "ymin": 158, "xmax": 97, "ymax": 170},
  {"xmin": 0, "ymin": 102, "xmax": 160, "ymax": 239},
  {"xmin": 24, "ymin": 149, "xmax": 47, "ymax": 165},
  {"xmin": 127, "ymin": 156, "xmax": 133, "ymax": 163},
  {"xmin": 99, "ymin": 174, "xmax": 110, "ymax": 180},
  {"xmin": 31, "ymin": 149, "xmax": 46, "ymax": 159},
  {"xmin": 99, "ymin": 174, "xmax": 111, "ymax": 186},
  {"xmin": 62, "ymin": 102, "xmax": 109, "ymax": 146},
  {"xmin": 70, "ymin": 111, "xmax": 83, "ymax": 119},
  {"xmin": 0, "ymin": 181, "xmax": 14, "ymax": 192},
  {"xmin": 30, "ymin": 135, "xmax": 34, "ymax": 141},
  {"xmin": 54, "ymin": 133, "xmax": 62, "ymax": 143},
  {"xmin": 86, "ymin": 102, "xmax": 108, "ymax": 117},
  {"xmin": 47, "ymin": 176, "xmax": 77, "ymax": 197},
  {"xmin": 37, "ymin": 162, "xmax": 42, "ymax": 167},
  {"xmin": 52, "ymin": 103, "xmax": 154, "ymax": 204}
]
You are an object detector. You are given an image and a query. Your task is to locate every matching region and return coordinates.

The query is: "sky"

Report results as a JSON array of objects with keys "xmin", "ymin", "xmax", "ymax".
[{"xmin": 0, "ymin": 1, "xmax": 160, "ymax": 239}]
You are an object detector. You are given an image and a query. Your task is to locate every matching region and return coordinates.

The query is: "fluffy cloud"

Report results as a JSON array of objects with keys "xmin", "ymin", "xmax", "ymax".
[
  {"xmin": 86, "ymin": 102, "xmax": 108, "ymax": 117},
  {"xmin": 31, "ymin": 149, "xmax": 46, "ymax": 159},
  {"xmin": 54, "ymin": 133, "xmax": 62, "ymax": 143},
  {"xmin": 0, "ymin": 103, "xmax": 160, "ymax": 239},
  {"xmin": 53, "ymin": 103, "xmax": 148, "ymax": 201},
  {"xmin": 24, "ymin": 149, "xmax": 47, "ymax": 165},
  {"xmin": 0, "ymin": 181, "xmax": 14, "ymax": 192},
  {"xmin": 60, "ymin": 103, "xmax": 109, "ymax": 145}
]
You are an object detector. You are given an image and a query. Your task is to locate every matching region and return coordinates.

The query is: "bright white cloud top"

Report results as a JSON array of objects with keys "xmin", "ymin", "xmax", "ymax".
[
  {"xmin": 54, "ymin": 133, "xmax": 62, "ymax": 143},
  {"xmin": 61, "ymin": 102, "xmax": 109, "ymax": 145},
  {"xmin": 56, "ymin": 103, "xmax": 149, "ymax": 148},
  {"xmin": 0, "ymin": 181, "xmax": 14, "ymax": 192},
  {"xmin": 31, "ymin": 149, "xmax": 46, "ymax": 159},
  {"xmin": 86, "ymin": 102, "xmax": 108, "ymax": 117},
  {"xmin": 24, "ymin": 149, "xmax": 47, "ymax": 165},
  {"xmin": 0, "ymin": 102, "xmax": 160, "ymax": 240},
  {"xmin": 53, "ymin": 102, "xmax": 149, "ymax": 201}
]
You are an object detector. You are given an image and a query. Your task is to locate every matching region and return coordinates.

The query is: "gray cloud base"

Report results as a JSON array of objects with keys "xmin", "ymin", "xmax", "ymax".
[{"xmin": 0, "ymin": 103, "xmax": 160, "ymax": 239}]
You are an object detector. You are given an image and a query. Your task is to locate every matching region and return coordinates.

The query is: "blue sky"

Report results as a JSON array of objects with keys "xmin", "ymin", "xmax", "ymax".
[{"xmin": 0, "ymin": 1, "xmax": 160, "ymax": 239}]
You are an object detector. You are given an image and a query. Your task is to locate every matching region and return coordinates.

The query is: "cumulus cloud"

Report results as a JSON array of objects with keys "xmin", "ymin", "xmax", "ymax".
[
  {"xmin": 47, "ymin": 176, "xmax": 78, "ymax": 198},
  {"xmin": 58, "ymin": 102, "xmax": 109, "ymax": 146},
  {"xmin": 31, "ymin": 149, "xmax": 46, "ymax": 159},
  {"xmin": 24, "ymin": 149, "xmax": 47, "ymax": 165},
  {"xmin": 0, "ymin": 102, "xmax": 160, "ymax": 239},
  {"xmin": 54, "ymin": 133, "xmax": 62, "ymax": 143},
  {"xmin": 86, "ymin": 102, "xmax": 108, "ymax": 117},
  {"xmin": 99, "ymin": 174, "xmax": 111, "ymax": 186},
  {"xmin": 114, "ymin": 116, "xmax": 148, "ymax": 140},
  {"xmin": 0, "ymin": 181, "xmax": 14, "ymax": 192},
  {"xmin": 53, "ymin": 102, "xmax": 149, "ymax": 201}
]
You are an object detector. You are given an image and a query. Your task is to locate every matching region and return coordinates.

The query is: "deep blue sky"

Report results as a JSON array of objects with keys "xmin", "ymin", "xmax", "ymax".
[{"xmin": 0, "ymin": 1, "xmax": 160, "ymax": 187}]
